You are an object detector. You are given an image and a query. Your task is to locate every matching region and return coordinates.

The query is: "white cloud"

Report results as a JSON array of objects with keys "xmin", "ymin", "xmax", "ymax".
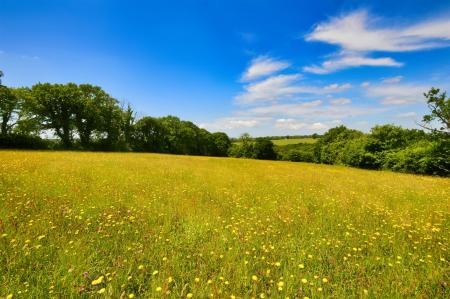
[
  {"xmin": 246, "ymin": 102, "xmax": 381, "ymax": 119},
  {"xmin": 303, "ymin": 53, "xmax": 402, "ymax": 74},
  {"xmin": 304, "ymin": 10, "xmax": 450, "ymax": 73},
  {"xmin": 404, "ymin": 19, "xmax": 450, "ymax": 41},
  {"xmin": 382, "ymin": 76, "xmax": 403, "ymax": 84},
  {"xmin": 235, "ymin": 72, "xmax": 352, "ymax": 104},
  {"xmin": 324, "ymin": 83, "xmax": 352, "ymax": 91},
  {"xmin": 275, "ymin": 119, "xmax": 328, "ymax": 131},
  {"xmin": 361, "ymin": 81, "xmax": 370, "ymax": 88},
  {"xmin": 306, "ymin": 10, "xmax": 450, "ymax": 52},
  {"xmin": 241, "ymin": 56, "xmax": 290, "ymax": 81},
  {"xmin": 396, "ymin": 112, "xmax": 418, "ymax": 118},
  {"xmin": 330, "ymin": 97, "xmax": 351, "ymax": 105},
  {"xmin": 199, "ymin": 117, "xmax": 269, "ymax": 130},
  {"xmin": 366, "ymin": 83, "xmax": 428, "ymax": 105},
  {"xmin": 235, "ymin": 74, "xmax": 304, "ymax": 104}
]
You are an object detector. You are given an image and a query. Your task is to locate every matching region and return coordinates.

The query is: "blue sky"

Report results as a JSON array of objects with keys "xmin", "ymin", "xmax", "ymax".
[{"xmin": 1, "ymin": 0, "xmax": 450, "ymax": 137}]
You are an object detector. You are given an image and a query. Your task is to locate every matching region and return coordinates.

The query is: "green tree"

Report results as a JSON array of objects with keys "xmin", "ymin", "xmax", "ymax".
[
  {"xmin": 239, "ymin": 133, "xmax": 254, "ymax": 158},
  {"xmin": 0, "ymin": 86, "xmax": 19, "ymax": 136},
  {"xmin": 96, "ymin": 96, "xmax": 123, "ymax": 150},
  {"xmin": 159, "ymin": 116, "xmax": 183, "ymax": 154},
  {"xmin": 421, "ymin": 87, "xmax": 450, "ymax": 134},
  {"xmin": 74, "ymin": 84, "xmax": 108, "ymax": 148},
  {"xmin": 314, "ymin": 126, "xmax": 363, "ymax": 164},
  {"xmin": 121, "ymin": 103, "xmax": 135, "ymax": 149},
  {"xmin": 31, "ymin": 83, "xmax": 81, "ymax": 148},
  {"xmin": 253, "ymin": 138, "xmax": 277, "ymax": 160},
  {"xmin": 211, "ymin": 132, "xmax": 231, "ymax": 156},
  {"xmin": 11, "ymin": 87, "xmax": 41, "ymax": 136},
  {"xmin": 132, "ymin": 116, "xmax": 168, "ymax": 152},
  {"xmin": 367, "ymin": 124, "xmax": 424, "ymax": 152}
]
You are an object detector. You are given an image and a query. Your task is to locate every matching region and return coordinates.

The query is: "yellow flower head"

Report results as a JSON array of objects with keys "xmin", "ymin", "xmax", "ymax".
[{"xmin": 92, "ymin": 276, "xmax": 104, "ymax": 286}]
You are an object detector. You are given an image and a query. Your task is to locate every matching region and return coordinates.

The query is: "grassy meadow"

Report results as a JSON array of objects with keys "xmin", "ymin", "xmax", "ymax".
[
  {"xmin": 0, "ymin": 150, "xmax": 449, "ymax": 298},
  {"xmin": 270, "ymin": 138, "xmax": 316, "ymax": 146},
  {"xmin": 233, "ymin": 138, "xmax": 316, "ymax": 146}
]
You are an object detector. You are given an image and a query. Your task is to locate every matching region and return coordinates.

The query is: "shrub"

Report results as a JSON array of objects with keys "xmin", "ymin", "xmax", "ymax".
[
  {"xmin": 382, "ymin": 139, "xmax": 449, "ymax": 176},
  {"xmin": 0, "ymin": 134, "xmax": 50, "ymax": 149}
]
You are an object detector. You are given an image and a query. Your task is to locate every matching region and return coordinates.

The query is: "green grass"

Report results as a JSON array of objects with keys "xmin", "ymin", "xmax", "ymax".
[
  {"xmin": 233, "ymin": 138, "xmax": 316, "ymax": 146},
  {"xmin": 270, "ymin": 138, "xmax": 316, "ymax": 146},
  {"xmin": 0, "ymin": 150, "xmax": 449, "ymax": 298}
]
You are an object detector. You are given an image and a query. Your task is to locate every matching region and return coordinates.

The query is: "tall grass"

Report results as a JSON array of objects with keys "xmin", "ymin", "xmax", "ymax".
[{"xmin": 0, "ymin": 151, "xmax": 448, "ymax": 298}]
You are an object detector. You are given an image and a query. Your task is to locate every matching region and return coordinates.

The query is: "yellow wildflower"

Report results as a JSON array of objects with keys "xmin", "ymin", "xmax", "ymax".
[{"xmin": 92, "ymin": 276, "xmax": 104, "ymax": 286}]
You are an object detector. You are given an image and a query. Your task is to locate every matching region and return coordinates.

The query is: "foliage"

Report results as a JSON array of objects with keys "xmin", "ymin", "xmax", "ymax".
[
  {"xmin": 229, "ymin": 134, "xmax": 277, "ymax": 160},
  {"xmin": 382, "ymin": 138, "xmax": 450, "ymax": 176},
  {"xmin": 312, "ymin": 123, "xmax": 449, "ymax": 176},
  {"xmin": 277, "ymin": 143, "xmax": 315, "ymax": 162},
  {"xmin": 0, "ymin": 80, "xmax": 230, "ymax": 154},
  {"xmin": 253, "ymin": 138, "xmax": 277, "ymax": 160},
  {"xmin": 0, "ymin": 133, "xmax": 50, "ymax": 149},
  {"xmin": 421, "ymin": 87, "xmax": 450, "ymax": 134},
  {"xmin": 314, "ymin": 125, "xmax": 363, "ymax": 164},
  {"xmin": 132, "ymin": 116, "xmax": 230, "ymax": 156},
  {"xmin": 211, "ymin": 132, "xmax": 231, "ymax": 157},
  {"xmin": 0, "ymin": 85, "xmax": 19, "ymax": 136},
  {"xmin": 340, "ymin": 136, "xmax": 379, "ymax": 169}
]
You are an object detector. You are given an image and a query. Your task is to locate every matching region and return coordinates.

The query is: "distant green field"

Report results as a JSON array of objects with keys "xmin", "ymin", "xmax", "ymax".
[
  {"xmin": 1, "ymin": 150, "xmax": 449, "ymax": 298},
  {"xmin": 271, "ymin": 138, "xmax": 316, "ymax": 146},
  {"xmin": 234, "ymin": 138, "xmax": 317, "ymax": 146}
]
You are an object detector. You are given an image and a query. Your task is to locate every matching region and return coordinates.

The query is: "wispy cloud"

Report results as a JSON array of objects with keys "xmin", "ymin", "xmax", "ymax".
[
  {"xmin": 396, "ymin": 112, "xmax": 418, "ymax": 118},
  {"xmin": 361, "ymin": 81, "xmax": 370, "ymax": 88},
  {"xmin": 275, "ymin": 119, "xmax": 328, "ymax": 131},
  {"xmin": 366, "ymin": 83, "xmax": 429, "ymax": 105},
  {"xmin": 330, "ymin": 97, "xmax": 351, "ymax": 105},
  {"xmin": 324, "ymin": 83, "xmax": 352, "ymax": 92},
  {"xmin": 304, "ymin": 10, "xmax": 450, "ymax": 73},
  {"xmin": 304, "ymin": 54, "xmax": 402, "ymax": 74},
  {"xmin": 199, "ymin": 117, "xmax": 270, "ymax": 130},
  {"xmin": 241, "ymin": 55, "xmax": 290, "ymax": 81},
  {"xmin": 381, "ymin": 76, "xmax": 403, "ymax": 84},
  {"xmin": 245, "ymin": 102, "xmax": 382, "ymax": 120},
  {"xmin": 235, "ymin": 72, "xmax": 352, "ymax": 104},
  {"xmin": 235, "ymin": 74, "xmax": 303, "ymax": 104}
]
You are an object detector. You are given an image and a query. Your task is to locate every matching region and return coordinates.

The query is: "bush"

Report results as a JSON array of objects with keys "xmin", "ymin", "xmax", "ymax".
[
  {"xmin": 284, "ymin": 149, "xmax": 315, "ymax": 162},
  {"xmin": 382, "ymin": 139, "xmax": 449, "ymax": 176},
  {"xmin": 0, "ymin": 134, "xmax": 50, "ymax": 149},
  {"xmin": 314, "ymin": 126, "xmax": 363, "ymax": 164},
  {"xmin": 277, "ymin": 143, "xmax": 316, "ymax": 162},
  {"xmin": 253, "ymin": 138, "xmax": 277, "ymax": 160},
  {"xmin": 341, "ymin": 137, "xmax": 380, "ymax": 169}
]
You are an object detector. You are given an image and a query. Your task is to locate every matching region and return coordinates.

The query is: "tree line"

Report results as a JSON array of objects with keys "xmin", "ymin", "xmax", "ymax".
[
  {"xmin": 230, "ymin": 88, "xmax": 449, "ymax": 176},
  {"xmin": 1, "ymin": 71, "xmax": 448, "ymax": 176},
  {"xmin": 0, "ymin": 74, "xmax": 231, "ymax": 155}
]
